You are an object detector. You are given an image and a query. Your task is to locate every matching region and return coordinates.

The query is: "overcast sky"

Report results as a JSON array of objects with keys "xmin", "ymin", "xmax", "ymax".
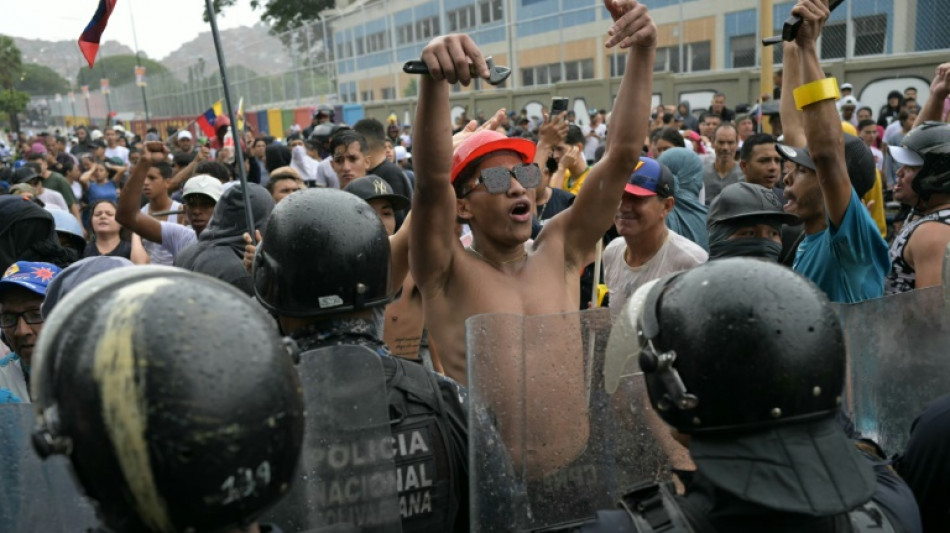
[{"xmin": 0, "ymin": 0, "xmax": 262, "ymax": 60}]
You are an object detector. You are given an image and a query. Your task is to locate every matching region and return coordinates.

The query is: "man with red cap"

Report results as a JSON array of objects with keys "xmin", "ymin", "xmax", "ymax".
[{"xmin": 410, "ymin": 0, "xmax": 658, "ymax": 386}]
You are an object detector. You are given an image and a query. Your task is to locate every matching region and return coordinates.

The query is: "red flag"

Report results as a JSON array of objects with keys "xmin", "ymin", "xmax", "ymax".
[{"xmin": 78, "ymin": 0, "xmax": 118, "ymax": 68}]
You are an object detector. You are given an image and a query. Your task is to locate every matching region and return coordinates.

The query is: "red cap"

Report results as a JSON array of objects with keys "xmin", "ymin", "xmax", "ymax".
[{"xmin": 451, "ymin": 130, "xmax": 537, "ymax": 183}]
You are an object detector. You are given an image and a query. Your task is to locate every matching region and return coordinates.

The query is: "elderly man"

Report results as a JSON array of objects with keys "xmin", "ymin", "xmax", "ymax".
[{"xmin": 0, "ymin": 261, "xmax": 61, "ymax": 403}]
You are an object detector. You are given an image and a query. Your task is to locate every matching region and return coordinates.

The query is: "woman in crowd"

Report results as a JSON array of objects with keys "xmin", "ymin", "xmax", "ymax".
[
  {"xmin": 658, "ymin": 147, "xmax": 709, "ymax": 251},
  {"xmin": 82, "ymin": 199, "xmax": 148, "ymax": 264},
  {"xmin": 78, "ymin": 162, "xmax": 120, "ymax": 228}
]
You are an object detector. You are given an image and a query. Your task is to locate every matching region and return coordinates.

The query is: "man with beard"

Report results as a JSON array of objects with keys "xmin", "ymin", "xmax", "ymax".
[{"xmin": 702, "ymin": 122, "xmax": 743, "ymax": 205}]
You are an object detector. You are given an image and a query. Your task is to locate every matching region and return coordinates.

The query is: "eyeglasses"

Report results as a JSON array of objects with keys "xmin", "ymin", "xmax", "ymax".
[
  {"xmin": 462, "ymin": 164, "xmax": 541, "ymax": 197},
  {"xmin": 0, "ymin": 309, "xmax": 43, "ymax": 329}
]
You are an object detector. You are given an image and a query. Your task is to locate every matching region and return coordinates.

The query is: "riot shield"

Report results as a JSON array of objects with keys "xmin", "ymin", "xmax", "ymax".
[
  {"xmin": 835, "ymin": 286, "xmax": 950, "ymax": 455},
  {"xmin": 264, "ymin": 347, "xmax": 402, "ymax": 532},
  {"xmin": 467, "ymin": 308, "xmax": 673, "ymax": 532},
  {"xmin": 0, "ymin": 404, "xmax": 98, "ymax": 531}
]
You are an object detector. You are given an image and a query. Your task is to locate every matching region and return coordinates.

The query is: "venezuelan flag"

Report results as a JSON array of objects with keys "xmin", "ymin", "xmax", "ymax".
[
  {"xmin": 78, "ymin": 0, "xmax": 118, "ymax": 68},
  {"xmin": 196, "ymin": 100, "xmax": 224, "ymax": 138}
]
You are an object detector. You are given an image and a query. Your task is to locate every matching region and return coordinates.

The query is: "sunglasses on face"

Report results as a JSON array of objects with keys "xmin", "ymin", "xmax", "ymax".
[{"xmin": 462, "ymin": 163, "xmax": 541, "ymax": 197}]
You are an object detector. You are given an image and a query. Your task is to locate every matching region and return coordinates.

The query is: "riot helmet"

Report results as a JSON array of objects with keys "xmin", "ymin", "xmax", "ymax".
[
  {"xmin": 630, "ymin": 258, "xmax": 845, "ymax": 434},
  {"xmin": 254, "ymin": 188, "xmax": 394, "ymax": 317},
  {"xmin": 31, "ymin": 266, "xmax": 305, "ymax": 533},
  {"xmin": 904, "ymin": 121, "xmax": 950, "ymax": 197},
  {"xmin": 308, "ymin": 123, "xmax": 335, "ymax": 146}
]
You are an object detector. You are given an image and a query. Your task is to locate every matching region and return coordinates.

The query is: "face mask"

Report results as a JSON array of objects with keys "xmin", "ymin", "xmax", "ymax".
[{"xmin": 709, "ymin": 237, "xmax": 782, "ymax": 261}]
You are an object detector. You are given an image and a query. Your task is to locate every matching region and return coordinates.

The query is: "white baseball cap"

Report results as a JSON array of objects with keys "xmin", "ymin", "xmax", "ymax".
[
  {"xmin": 840, "ymin": 82, "xmax": 854, "ymax": 91},
  {"xmin": 394, "ymin": 145, "xmax": 410, "ymax": 162},
  {"xmin": 889, "ymin": 146, "xmax": 924, "ymax": 167},
  {"xmin": 182, "ymin": 174, "xmax": 224, "ymax": 203},
  {"xmin": 178, "ymin": 130, "xmax": 193, "ymax": 140}
]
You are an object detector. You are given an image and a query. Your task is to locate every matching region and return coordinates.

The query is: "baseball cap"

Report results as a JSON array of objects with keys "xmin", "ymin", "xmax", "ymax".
[
  {"xmin": 0, "ymin": 261, "xmax": 62, "ymax": 298},
  {"xmin": 182, "ymin": 174, "xmax": 224, "ymax": 203},
  {"xmin": 839, "ymin": 95, "xmax": 858, "ymax": 107},
  {"xmin": 13, "ymin": 166, "xmax": 40, "ymax": 185},
  {"xmin": 394, "ymin": 145, "xmax": 410, "ymax": 162},
  {"xmin": 840, "ymin": 82, "xmax": 854, "ymax": 91},
  {"xmin": 708, "ymin": 182, "xmax": 799, "ymax": 225},
  {"xmin": 625, "ymin": 157, "xmax": 674, "ymax": 198},
  {"xmin": 344, "ymin": 175, "xmax": 410, "ymax": 211},
  {"xmin": 889, "ymin": 145, "xmax": 924, "ymax": 167},
  {"xmin": 775, "ymin": 134, "xmax": 876, "ymax": 197},
  {"xmin": 30, "ymin": 142, "xmax": 47, "ymax": 156},
  {"xmin": 451, "ymin": 130, "xmax": 536, "ymax": 184},
  {"xmin": 145, "ymin": 132, "xmax": 161, "ymax": 142},
  {"xmin": 178, "ymin": 130, "xmax": 193, "ymax": 140}
]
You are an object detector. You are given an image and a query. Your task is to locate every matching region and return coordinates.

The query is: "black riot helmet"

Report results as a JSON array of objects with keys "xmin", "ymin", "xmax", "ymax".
[
  {"xmin": 905, "ymin": 121, "xmax": 950, "ymax": 197},
  {"xmin": 31, "ymin": 266, "xmax": 305, "ymax": 533},
  {"xmin": 630, "ymin": 258, "xmax": 845, "ymax": 434},
  {"xmin": 254, "ymin": 188, "xmax": 394, "ymax": 317}
]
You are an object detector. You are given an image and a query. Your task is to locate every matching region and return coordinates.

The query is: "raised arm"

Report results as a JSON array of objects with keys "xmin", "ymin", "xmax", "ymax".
[
  {"xmin": 779, "ymin": 42, "xmax": 806, "ymax": 148},
  {"xmin": 915, "ymin": 63, "xmax": 950, "ymax": 127},
  {"xmin": 390, "ymin": 211, "xmax": 413, "ymax": 289},
  {"xmin": 795, "ymin": 0, "xmax": 851, "ymax": 227},
  {"xmin": 116, "ymin": 142, "xmax": 168, "ymax": 244},
  {"xmin": 409, "ymin": 34, "xmax": 491, "ymax": 293},
  {"xmin": 556, "ymin": 0, "xmax": 656, "ymax": 267},
  {"xmin": 535, "ymin": 111, "xmax": 568, "ymax": 168},
  {"xmin": 168, "ymin": 146, "xmax": 209, "ymax": 191}
]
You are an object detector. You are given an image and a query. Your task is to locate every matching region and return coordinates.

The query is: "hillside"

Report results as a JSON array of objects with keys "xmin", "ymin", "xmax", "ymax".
[{"xmin": 13, "ymin": 37, "xmax": 134, "ymax": 85}]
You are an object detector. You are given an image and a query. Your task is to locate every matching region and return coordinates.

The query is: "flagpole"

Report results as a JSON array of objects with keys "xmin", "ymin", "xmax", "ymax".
[
  {"xmin": 204, "ymin": 0, "xmax": 255, "ymax": 243},
  {"xmin": 127, "ymin": 1, "xmax": 151, "ymax": 124}
]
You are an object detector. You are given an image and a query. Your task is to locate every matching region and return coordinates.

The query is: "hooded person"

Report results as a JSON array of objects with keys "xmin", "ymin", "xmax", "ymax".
[
  {"xmin": 264, "ymin": 143, "xmax": 293, "ymax": 175},
  {"xmin": 0, "ymin": 196, "xmax": 77, "ymax": 272},
  {"xmin": 707, "ymin": 182, "xmax": 800, "ymax": 260},
  {"xmin": 174, "ymin": 182, "xmax": 274, "ymax": 296},
  {"xmin": 658, "ymin": 148, "xmax": 709, "ymax": 251},
  {"xmin": 676, "ymin": 101, "xmax": 699, "ymax": 133}
]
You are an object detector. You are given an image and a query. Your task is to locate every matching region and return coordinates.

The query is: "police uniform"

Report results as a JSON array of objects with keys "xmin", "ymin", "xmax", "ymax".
[{"xmin": 291, "ymin": 317, "xmax": 469, "ymax": 532}]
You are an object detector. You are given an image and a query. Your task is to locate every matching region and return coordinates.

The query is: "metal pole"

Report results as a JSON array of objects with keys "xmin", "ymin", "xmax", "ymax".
[
  {"xmin": 678, "ymin": 0, "xmax": 684, "ymax": 73},
  {"xmin": 204, "ymin": 0, "xmax": 255, "ymax": 242},
  {"xmin": 760, "ymin": 0, "xmax": 774, "ymax": 134},
  {"xmin": 128, "ymin": 1, "xmax": 151, "ymax": 123}
]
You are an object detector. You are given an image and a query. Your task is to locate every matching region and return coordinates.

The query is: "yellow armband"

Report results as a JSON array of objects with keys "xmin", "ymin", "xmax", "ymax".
[{"xmin": 793, "ymin": 78, "xmax": 841, "ymax": 110}]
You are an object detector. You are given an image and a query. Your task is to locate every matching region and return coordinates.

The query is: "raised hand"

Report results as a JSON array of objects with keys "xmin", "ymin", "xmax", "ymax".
[
  {"xmin": 453, "ymin": 108, "xmax": 507, "ymax": 151},
  {"xmin": 143, "ymin": 141, "xmax": 169, "ymax": 166},
  {"xmin": 930, "ymin": 62, "xmax": 950, "ymax": 100},
  {"xmin": 790, "ymin": 0, "xmax": 830, "ymax": 47},
  {"xmin": 604, "ymin": 0, "xmax": 656, "ymax": 49},
  {"xmin": 419, "ymin": 34, "xmax": 490, "ymax": 85},
  {"xmin": 539, "ymin": 111, "xmax": 569, "ymax": 148}
]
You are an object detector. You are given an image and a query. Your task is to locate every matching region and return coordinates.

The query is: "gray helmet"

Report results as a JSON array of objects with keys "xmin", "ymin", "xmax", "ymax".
[
  {"xmin": 31, "ymin": 266, "xmax": 305, "ymax": 533},
  {"xmin": 905, "ymin": 121, "xmax": 950, "ymax": 197}
]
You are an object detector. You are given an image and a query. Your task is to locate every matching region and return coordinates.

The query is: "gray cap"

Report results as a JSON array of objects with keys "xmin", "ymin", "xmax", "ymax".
[{"xmin": 708, "ymin": 182, "xmax": 799, "ymax": 225}]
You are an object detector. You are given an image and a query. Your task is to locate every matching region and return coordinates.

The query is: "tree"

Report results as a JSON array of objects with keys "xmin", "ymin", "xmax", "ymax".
[
  {"xmin": 76, "ymin": 55, "xmax": 170, "ymax": 90},
  {"xmin": 16, "ymin": 64, "xmax": 70, "ymax": 96},
  {"xmin": 206, "ymin": 0, "xmax": 334, "ymax": 34},
  {"xmin": 0, "ymin": 35, "xmax": 24, "ymax": 90},
  {"xmin": 0, "ymin": 89, "xmax": 30, "ymax": 132}
]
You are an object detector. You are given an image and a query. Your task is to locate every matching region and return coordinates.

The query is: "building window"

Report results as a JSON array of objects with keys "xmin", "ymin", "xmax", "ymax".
[
  {"xmin": 609, "ymin": 54, "xmax": 626, "ymax": 77},
  {"xmin": 731, "ymin": 34, "xmax": 756, "ymax": 68},
  {"xmin": 821, "ymin": 22, "xmax": 846, "ymax": 59},
  {"xmin": 448, "ymin": 5, "xmax": 477, "ymax": 32},
  {"xmin": 415, "ymin": 16, "xmax": 440, "ymax": 41},
  {"xmin": 366, "ymin": 31, "xmax": 388, "ymax": 53},
  {"xmin": 566, "ymin": 61, "xmax": 579, "ymax": 81},
  {"xmin": 397, "ymin": 23, "xmax": 413, "ymax": 45},
  {"xmin": 355, "ymin": 37, "xmax": 365, "ymax": 56},
  {"xmin": 381, "ymin": 87, "xmax": 396, "ymax": 100},
  {"xmin": 854, "ymin": 14, "xmax": 887, "ymax": 56},
  {"xmin": 688, "ymin": 41, "xmax": 711, "ymax": 72},
  {"xmin": 521, "ymin": 68, "xmax": 534, "ymax": 87},
  {"xmin": 479, "ymin": 0, "xmax": 503, "ymax": 24},
  {"xmin": 581, "ymin": 58, "xmax": 594, "ymax": 79},
  {"xmin": 361, "ymin": 89, "xmax": 374, "ymax": 102}
]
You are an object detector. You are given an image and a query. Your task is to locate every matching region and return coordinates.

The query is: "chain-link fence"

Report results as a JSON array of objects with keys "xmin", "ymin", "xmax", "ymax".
[{"xmin": 34, "ymin": 0, "xmax": 950, "ymax": 124}]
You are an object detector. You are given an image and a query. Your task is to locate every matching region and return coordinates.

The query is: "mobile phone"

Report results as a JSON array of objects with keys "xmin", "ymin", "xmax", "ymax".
[{"xmin": 551, "ymin": 97, "xmax": 569, "ymax": 115}]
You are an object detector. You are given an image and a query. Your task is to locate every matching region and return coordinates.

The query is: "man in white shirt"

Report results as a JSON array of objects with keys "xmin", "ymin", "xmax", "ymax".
[{"xmin": 604, "ymin": 157, "xmax": 707, "ymax": 318}]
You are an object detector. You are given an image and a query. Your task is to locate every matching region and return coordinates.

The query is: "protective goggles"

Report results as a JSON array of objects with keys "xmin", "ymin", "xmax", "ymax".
[{"xmin": 462, "ymin": 163, "xmax": 541, "ymax": 197}]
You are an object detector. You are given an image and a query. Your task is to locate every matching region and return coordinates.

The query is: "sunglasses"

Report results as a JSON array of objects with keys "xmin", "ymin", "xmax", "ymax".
[{"xmin": 462, "ymin": 164, "xmax": 541, "ymax": 197}]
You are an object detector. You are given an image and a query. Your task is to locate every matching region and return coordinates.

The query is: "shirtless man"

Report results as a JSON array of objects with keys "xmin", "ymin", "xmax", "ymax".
[{"xmin": 411, "ymin": 0, "xmax": 656, "ymax": 475}]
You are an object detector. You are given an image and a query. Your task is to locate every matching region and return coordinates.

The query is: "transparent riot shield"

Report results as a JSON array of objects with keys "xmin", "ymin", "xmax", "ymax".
[
  {"xmin": 264, "ymin": 347, "xmax": 402, "ymax": 532},
  {"xmin": 467, "ymin": 308, "xmax": 673, "ymax": 532},
  {"xmin": 0, "ymin": 404, "xmax": 98, "ymax": 531},
  {"xmin": 835, "ymin": 286, "xmax": 950, "ymax": 455}
]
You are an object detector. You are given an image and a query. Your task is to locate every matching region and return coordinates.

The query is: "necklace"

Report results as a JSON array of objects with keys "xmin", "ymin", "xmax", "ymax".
[{"xmin": 467, "ymin": 245, "xmax": 527, "ymax": 266}]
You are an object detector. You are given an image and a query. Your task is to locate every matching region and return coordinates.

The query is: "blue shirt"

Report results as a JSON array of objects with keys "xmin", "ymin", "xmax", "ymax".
[
  {"xmin": 794, "ymin": 188, "xmax": 890, "ymax": 303},
  {"xmin": 0, "ymin": 352, "xmax": 27, "ymax": 404}
]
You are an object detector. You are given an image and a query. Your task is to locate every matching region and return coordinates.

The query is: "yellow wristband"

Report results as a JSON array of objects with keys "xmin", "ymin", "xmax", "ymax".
[{"xmin": 793, "ymin": 78, "xmax": 841, "ymax": 110}]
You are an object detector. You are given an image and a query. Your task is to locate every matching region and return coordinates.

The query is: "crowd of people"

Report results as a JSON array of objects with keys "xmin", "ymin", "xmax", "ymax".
[{"xmin": 1, "ymin": 0, "xmax": 950, "ymax": 531}]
